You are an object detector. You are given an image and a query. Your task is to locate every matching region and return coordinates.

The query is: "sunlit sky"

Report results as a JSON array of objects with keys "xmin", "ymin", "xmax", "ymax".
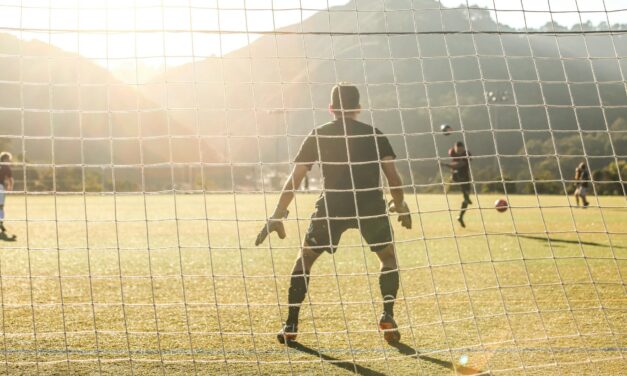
[{"xmin": 0, "ymin": 0, "xmax": 623, "ymax": 82}]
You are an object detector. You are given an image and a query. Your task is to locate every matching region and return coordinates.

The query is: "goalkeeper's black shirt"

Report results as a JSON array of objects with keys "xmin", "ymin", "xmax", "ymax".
[{"xmin": 294, "ymin": 118, "xmax": 396, "ymax": 217}]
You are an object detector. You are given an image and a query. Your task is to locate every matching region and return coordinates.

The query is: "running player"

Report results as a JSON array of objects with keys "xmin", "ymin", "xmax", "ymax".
[
  {"xmin": 0, "ymin": 152, "xmax": 15, "ymax": 240},
  {"xmin": 255, "ymin": 83, "xmax": 412, "ymax": 345},
  {"xmin": 443, "ymin": 141, "xmax": 472, "ymax": 228},
  {"xmin": 574, "ymin": 161, "xmax": 590, "ymax": 208}
]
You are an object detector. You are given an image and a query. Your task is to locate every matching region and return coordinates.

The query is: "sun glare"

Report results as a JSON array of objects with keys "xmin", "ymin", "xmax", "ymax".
[
  {"xmin": 0, "ymin": 0, "xmax": 349, "ymax": 81},
  {"xmin": 0, "ymin": 0, "xmax": 619, "ymax": 82}
]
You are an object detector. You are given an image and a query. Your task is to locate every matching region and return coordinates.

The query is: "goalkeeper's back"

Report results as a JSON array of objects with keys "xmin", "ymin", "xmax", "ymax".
[{"xmin": 294, "ymin": 117, "xmax": 396, "ymax": 216}]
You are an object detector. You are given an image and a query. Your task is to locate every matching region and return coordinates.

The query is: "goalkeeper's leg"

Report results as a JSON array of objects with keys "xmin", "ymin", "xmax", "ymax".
[
  {"xmin": 278, "ymin": 247, "xmax": 321, "ymax": 343},
  {"xmin": 287, "ymin": 248, "xmax": 321, "ymax": 325},
  {"xmin": 375, "ymin": 244, "xmax": 401, "ymax": 344}
]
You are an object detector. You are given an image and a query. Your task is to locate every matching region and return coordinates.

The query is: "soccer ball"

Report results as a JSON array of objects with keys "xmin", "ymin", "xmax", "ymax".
[
  {"xmin": 440, "ymin": 124, "xmax": 452, "ymax": 135},
  {"xmin": 495, "ymin": 198, "xmax": 508, "ymax": 212}
]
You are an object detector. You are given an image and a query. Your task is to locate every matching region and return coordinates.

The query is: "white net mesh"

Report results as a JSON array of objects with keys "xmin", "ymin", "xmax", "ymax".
[{"xmin": 0, "ymin": 0, "xmax": 625, "ymax": 374}]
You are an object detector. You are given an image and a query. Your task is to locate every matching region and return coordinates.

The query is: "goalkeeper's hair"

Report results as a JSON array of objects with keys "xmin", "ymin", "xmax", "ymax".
[
  {"xmin": 331, "ymin": 82, "xmax": 360, "ymax": 111},
  {"xmin": 0, "ymin": 152, "xmax": 12, "ymax": 162}
]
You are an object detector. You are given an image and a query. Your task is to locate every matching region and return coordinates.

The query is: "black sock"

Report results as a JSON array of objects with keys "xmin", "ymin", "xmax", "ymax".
[
  {"xmin": 0, "ymin": 221, "xmax": 5, "ymax": 233},
  {"xmin": 286, "ymin": 270, "xmax": 309, "ymax": 325},
  {"xmin": 379, "ymin": 268, "xmax": 399, "ymax": 317},
  {"xmin": 459, "ymin": 201, "xmax": 468, "ymax": 219}
]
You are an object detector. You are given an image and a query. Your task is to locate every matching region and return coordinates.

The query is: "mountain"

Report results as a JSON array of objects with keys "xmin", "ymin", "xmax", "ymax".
[
  {"xmin": 0, "ymin": 33, "xmax": 220, "ymax": 191},
  {"xmin": 141, "ymin": 0, "xmax": 627, "ymax": 191}
]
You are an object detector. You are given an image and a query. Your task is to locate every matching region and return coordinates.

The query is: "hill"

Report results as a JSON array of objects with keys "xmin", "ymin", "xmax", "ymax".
[
  {"xmin": 0, "ymin": 33, "xmax": 220, "ymax": 191},
  {"xmin": 141, "ymin": 0, "xmax": 626, "ymax": 193},
  {"xmin": 1, "ymin": 0, "xmax": 624, "ymax": 193}
]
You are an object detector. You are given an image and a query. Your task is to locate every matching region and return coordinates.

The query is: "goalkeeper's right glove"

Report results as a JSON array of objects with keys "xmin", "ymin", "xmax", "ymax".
[
  {"xmin": 255, "ymin": 209, "xmax": 288, "ymax": 246},
  {"xmin": 388, "ymin": 200, "xmax": 412, "ymax": 230}
]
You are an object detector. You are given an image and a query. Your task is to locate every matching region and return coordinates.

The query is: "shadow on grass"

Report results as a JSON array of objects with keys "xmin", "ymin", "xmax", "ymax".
[
  {"xmin": 392, "ymin": 342, "xmax": 483, "ymax": 375},
  {"xmin": 287, "ymin": 341, "xmax": 385, "ymax": 376},
  {"xmin": 508, "ymin": 234, "xmax": 624, "ymax": 249}
]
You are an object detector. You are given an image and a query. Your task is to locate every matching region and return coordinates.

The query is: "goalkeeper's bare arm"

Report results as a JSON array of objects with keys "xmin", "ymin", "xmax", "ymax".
[
  {"xmin": 254, "ymin": 164, "xmax": 309, "ymax": 246},
  {"xmin": 382, "ymin": 156, "xmax": 411, "ymax": 230}
]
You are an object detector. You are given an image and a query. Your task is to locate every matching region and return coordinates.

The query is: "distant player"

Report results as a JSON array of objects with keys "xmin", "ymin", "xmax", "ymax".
[
  {"xmin": 443, "ymin": 141, "xmax": 472, "ymax": 228},
  {"xmin": 0, "ymin": 152, "xmax": 15, "ymax": 240},
  {"xmin": 574, "ymin": 161, "xmax": 590, "ymax": 208},
  {"xmin": 255, "ymin": 83, "xmax": 412, "ymax": 345}
]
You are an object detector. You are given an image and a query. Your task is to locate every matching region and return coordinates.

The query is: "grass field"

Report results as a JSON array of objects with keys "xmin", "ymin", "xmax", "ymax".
[{"xmin": 0, "ymin": 193, "xmax": 625, "ymax": 375}]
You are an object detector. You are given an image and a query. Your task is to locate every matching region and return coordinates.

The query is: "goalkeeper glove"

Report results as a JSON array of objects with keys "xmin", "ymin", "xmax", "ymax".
[
  {"xmin": 255, "ymin": 209, "xmax": 289, "ymax": 246},
  {"xmin": 388, "ymin": 200, "xmax": 412, "ymax": 230}
]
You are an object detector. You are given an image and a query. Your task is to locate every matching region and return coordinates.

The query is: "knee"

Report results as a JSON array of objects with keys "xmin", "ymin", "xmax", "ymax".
[
  {"xmin": 381, "ymin": 260, "xmax": 397, "ymax": 271},
  {"xmin": 293, "ymin": 251, "xmax": 319, "ymax": 274},
  {"xmin": 378, "ymin": 247, "xmax": 398, "ymax": 270},
  {"xmin": 292, "ymin": 258, "xmax": 309, "ymax": 275}
]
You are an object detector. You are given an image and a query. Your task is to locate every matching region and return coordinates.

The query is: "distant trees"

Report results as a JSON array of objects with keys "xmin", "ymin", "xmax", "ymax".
[
  {"xmin": 594, "ymin": 160, "xmax": 627, "ymax": 195},
  {"xmin": 19, "ymin": 167, "xmax": 112, "ymax": 192},
  {"xmin": 520, "ymin": 118, "xmax": 626, "ymax": 195},
  {"xmin": 414, "ymin": 115, "xmax": 626, "ymax": 196},
  {"xmin": 4, "ymin": 112, "xmax": 624, "ymax": 195}
]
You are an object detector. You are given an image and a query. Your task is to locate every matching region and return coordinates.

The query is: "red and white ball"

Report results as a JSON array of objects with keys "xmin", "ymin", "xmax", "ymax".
[{"xmin": 495, "ymin": 198, "xmax": 508, "ymax": 212}]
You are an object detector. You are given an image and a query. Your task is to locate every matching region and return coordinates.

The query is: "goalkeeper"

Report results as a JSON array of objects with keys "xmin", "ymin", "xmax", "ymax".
[
  {"xmin": 0, "ymin": 152, "xmax": 15, "ymax": 241},
  {"xmin": 255, "ymin": 83, "xmax": 412, "ymax": 345}
]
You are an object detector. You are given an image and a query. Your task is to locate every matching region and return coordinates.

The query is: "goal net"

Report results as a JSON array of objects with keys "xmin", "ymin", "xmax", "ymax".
[{"xmin": 0, "ymin": 0, "xmax": 625, "ymax": 374}]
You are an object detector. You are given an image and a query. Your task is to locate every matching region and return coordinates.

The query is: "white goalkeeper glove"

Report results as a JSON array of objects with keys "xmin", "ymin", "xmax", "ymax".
[
  {"xmin": 388, "ymin": 200, "xmax": 412, "ymax": 230},
  {"xmin": 255, "ymin": 209, "xmax": 289, "ymax": 246}
]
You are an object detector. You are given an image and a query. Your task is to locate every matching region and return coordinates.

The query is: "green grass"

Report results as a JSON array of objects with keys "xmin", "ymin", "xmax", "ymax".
[{"xmin": 0, "ymin": 193, "xmax": 625, "ymax": 375}]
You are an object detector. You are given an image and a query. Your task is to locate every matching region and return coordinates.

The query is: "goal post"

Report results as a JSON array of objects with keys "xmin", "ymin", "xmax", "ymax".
[{"xmin": 0, "ymin": 0, "xmax": 625, "ymax": 374}]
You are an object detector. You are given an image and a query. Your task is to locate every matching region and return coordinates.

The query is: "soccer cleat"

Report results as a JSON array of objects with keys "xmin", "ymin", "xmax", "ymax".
[
  {"xmin": 277, "ymin": 323, "xmax": 298, "ymax": 344},
  {"xmin": 583, "ymin": 202, "xmax": 589, "ymax": 208},
  {"xmin": 0, "ymin": 232, "xmax": 16, "ymax": 242},
  {"xmin": 378, "ymin": 312, "xmax": 400, "ymax": 344},
  {"xmin": 457, "ymin": 216, "xmax": 466, "ymax": 228}
]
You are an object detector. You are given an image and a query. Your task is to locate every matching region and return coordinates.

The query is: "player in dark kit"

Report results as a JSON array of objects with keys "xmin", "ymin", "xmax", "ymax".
[
  {"xmin": 0, "ymin": 152, "xmax": 16, "ymax": 241},
  {"xmin": 443, "ymin": 142, "xmax": 472, "ymax": 228},
  {"xmin": 574, "ymin": 161, "xmax": 590, "ymax": 208},
  {"xmin": 255, "ymin": 83, "xmax": 412, "ymax": 345}
]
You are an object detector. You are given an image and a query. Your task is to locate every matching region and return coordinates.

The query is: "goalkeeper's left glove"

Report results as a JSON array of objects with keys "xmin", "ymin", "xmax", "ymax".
[
  {"xmin": 255, "ymin": 209, "xmax": 289, "ymax": 246},
  {"xmin": 388, "ymin": 200, "xmax": 412, "ymax": 230}
]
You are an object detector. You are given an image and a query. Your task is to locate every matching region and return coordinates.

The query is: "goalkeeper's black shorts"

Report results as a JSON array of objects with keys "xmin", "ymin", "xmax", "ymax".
[{"xmin": 304, "ymin": 207, "xmax": 393, "ymax": 254}]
